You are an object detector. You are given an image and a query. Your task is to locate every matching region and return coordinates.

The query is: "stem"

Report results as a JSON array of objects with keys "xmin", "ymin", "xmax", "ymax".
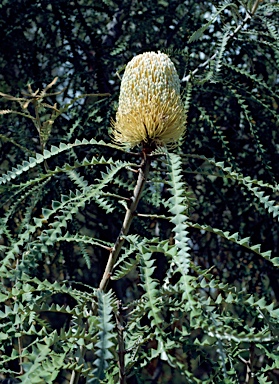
[
  {"xmin": 99, "ymin": 154, "xmax": 151, "ymax": 291},
  {"xmin": 18, "ymin": 335, "xmax": 24, "ymax": 375},
  {"xmin": 250, "ymin": 0, "xmax": 261, "ymax": 16}
]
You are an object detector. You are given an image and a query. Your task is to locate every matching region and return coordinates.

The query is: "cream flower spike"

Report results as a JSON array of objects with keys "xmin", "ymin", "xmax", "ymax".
[{"xmin": 112, "ymin": 51, "xmax": 186, "ymax": 149}]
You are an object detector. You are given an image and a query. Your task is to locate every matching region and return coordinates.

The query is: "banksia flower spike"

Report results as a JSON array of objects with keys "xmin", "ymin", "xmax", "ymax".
[{"xmin": 112, "ymin": 51, "xmax": 186, "ymax": 149}]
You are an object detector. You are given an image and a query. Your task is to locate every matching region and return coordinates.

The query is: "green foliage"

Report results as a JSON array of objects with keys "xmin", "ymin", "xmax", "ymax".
[
  {"xmin": 0, "ymin": 0, "xmax": 279, "ymax": 383},
  {"xmin": 91, "ymin": 291, "xmax": 117, "ymax": 382}
]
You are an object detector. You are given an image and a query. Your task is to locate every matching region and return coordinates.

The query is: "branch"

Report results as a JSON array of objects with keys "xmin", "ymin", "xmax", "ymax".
[
  {"xmin": 99, "ymin": 154, "xmax": 151, "ymax": 291},
  {"xmin": 182, "ymin": 0, "xmax": 261, "ymax": 82}
]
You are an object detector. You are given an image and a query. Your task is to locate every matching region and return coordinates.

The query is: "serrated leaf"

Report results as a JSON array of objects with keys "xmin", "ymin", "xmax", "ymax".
[{"xmin": 188, "ymin": 3, "xmax": 237, "ymax": 43}]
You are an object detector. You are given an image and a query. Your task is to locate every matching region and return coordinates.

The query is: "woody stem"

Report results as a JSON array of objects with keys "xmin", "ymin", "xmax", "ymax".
[{"xmin": 99, "ymin": 154, "xmax": 151, "ymax": 291}]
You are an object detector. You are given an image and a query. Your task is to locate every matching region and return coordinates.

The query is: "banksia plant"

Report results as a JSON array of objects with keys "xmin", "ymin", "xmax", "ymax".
[{"xmin": 112, "ymin": 51, "xmax": 186, "ymax": 149}]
